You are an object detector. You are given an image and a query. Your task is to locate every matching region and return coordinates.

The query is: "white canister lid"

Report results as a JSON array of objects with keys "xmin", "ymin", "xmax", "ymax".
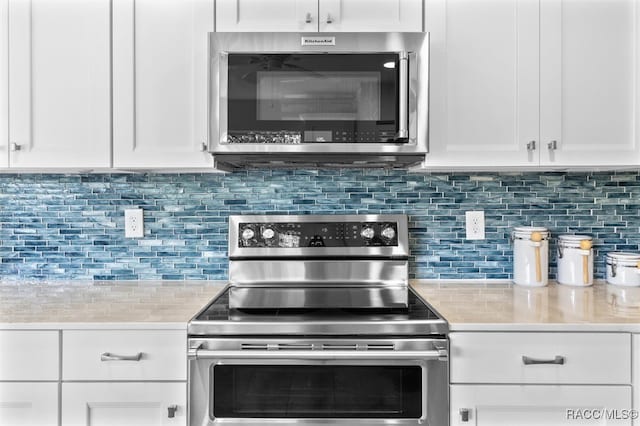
[
  {"xmin": 512, "ymin": 226, "xmax": 550, "ymax": 240},
  {"xmin": 558, "ymin": 234, "xmax": 592, "ymax": 248},
  {"xmin": 606, "ymin": 252, "xmax": 640, "ymax": 267}
]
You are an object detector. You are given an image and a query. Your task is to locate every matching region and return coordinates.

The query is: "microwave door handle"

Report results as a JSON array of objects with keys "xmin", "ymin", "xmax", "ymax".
[
  {"xmin": 191, "ymin": 349, "xmax": 447, "ymax": 361},
  {"xmin": 397, "ymin": 52, "xmax": 409, "ymax": 139}
]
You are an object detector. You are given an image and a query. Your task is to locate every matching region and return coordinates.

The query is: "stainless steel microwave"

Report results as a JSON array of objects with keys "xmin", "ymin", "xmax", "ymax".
[{"xmin": 208, "ymin": 32, "xmax": 429, "ymax": 170}]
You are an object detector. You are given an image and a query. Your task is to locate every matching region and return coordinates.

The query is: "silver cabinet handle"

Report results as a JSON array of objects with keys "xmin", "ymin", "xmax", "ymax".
[
  {"xmin": 100, "ymin": 352, "xmax": 143, "ymax": 361},
  {"xmin": 326, "ymin": 14, "xmax": 333, "ymax": 24},
  {"xmin": 526, "ymin": 140, "xmax": 536, "ymax": 151},
  {"xmin": 397, "ymin": 52, "xmax": 409, "ymax": 139},
  {"xmin": 167, "ymin": 405, "xmax": 178, "ymax": 418},
  {"xmin": 10, "ymin": 142, "xmax": 21, "ymax": 152},
  {"xmin": 522, "ymin": 355, "xmax": 565, "ymax": 365},
  {"xmin": 548, "ymin": 140, "xmax": 558, "ymax": 150},
  {"xmin": 200, "ymin": 142, "xmax": 208, "ymax": 152},
  {"xmin": 305, "ymin": 12, "xmax": 313, "ymax": 23},
  {"xmin": 460, "ymin": 408, "xmax": 470, "ymax": 422}
]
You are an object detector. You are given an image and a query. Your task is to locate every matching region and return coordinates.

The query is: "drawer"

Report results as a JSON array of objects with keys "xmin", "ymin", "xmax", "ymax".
[
  {"xmin": 62, "ymin": 329, "xmax": 186, "ymax": 381},
  {"xmin": 450, "ymin": 332, "xmax": 631, "ymax": 384},
  {"xmin": 0, "ymin": 330, "xmax": 59, "ymax": 380}
]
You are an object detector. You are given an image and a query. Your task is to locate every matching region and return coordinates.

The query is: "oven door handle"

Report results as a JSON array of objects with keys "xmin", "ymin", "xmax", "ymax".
[{"xmin": 191, "ymin": 349, "xmax": 447, "ymax": 361}]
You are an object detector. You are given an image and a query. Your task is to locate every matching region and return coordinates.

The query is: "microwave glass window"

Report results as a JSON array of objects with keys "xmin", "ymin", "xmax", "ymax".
[
  {"xmin": 226, "ymin": 53, "xmax": 402, "ymax": 143},
  {"xmin": 256, "ymin": 71, "xmax": 381, "ymax": 121},
  {"xmin": 212, "ymin": 365, "xmax": 422, "ymax": 419}
]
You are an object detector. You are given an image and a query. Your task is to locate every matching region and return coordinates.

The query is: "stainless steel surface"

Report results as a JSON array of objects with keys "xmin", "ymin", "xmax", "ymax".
[
  {"xmin": 548, "ymin": 140, "xmax": 558, "ymax": 150},
  {"xmin": 527, "ymin": 140, "xmax": 536, "ymax": 151},
  {"xmin": 100, "ymin": 352, "xmax": 143, "ymax": 362},
  {"xmin": 459, "ymin": 408, "xmax": 470, "ymax": 422},
  {"xmin": 188, "ymin": 337, "xmax": 448, "ymax": 426},
  {"xmin": 229, "ymin": 284, "xmax": 408, "ymax": 309},
  {"xmin": 209, "ymin": 32, "xmax": 429, "ymax": 169},
  {"xmin": 398, "ymin": 51, "xmax": 409, "ymax": 139},
  {"xmin": 522, "ymin": 355, "xmax": 566, "ymax": 365},
  {"xmin": 228, "ymin": 214, "xmax": 409, "ymax": 259}
]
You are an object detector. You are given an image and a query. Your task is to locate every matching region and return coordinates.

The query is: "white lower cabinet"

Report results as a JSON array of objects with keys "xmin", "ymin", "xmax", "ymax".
[
  {"xmin": 451, "ymin": 385, "xmax": 632, "ymax": 425},
  {"xmin": 450, "ymin": 332, "xmax": 633, "ymax": 426},
  {"xmin": 62, "ymin": 382, "xmax": 186, "ymax": 426},
  {"xmin": 0, "ymin": 382, "xmax": 59, "ymax": 426}
]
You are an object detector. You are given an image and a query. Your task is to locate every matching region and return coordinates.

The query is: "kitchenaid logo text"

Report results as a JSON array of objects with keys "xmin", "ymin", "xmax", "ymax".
[
  {"xmin": 301, "ymin": 36, "xmax": 336, "ymax": 46},
  {"xmin": 567, "ymin": 409, "xmax": 639, "ymax": 420}
]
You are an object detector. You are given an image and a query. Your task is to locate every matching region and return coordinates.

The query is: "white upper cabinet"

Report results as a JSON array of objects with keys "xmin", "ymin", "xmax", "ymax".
[
  {"xmin": 425, "ymin": 0, "xmax": 540, "ymax": 168},
  {"xmin": 425, "ymin": 0, "xmax": 640, "ymax": 169},
  {"xmin": 7, "ymin": 0, "xmax": 111, "ymax": 169},
  {"xmin": 112, "ymin": 0, "xmax": 214, "ymax": 169},
  {"xmin": 216, "ymin": 0, "xmax": 423, "ymax": 32},
  {"xmin": 0, "ymin": 0, "xmax": 8, "ymax": 168},
  {"xmin": 539, "ymin": 0, "xmax": 640, "ymax": 167}
]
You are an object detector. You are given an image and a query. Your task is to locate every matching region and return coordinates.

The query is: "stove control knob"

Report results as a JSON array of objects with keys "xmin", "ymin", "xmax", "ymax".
[
  {"xmin": 262, "ymin": 228, "xmax": 275, "ymax": 239},
  {"xmin": 241, "ymin": 228, "xmax": 255, "ymax": 240},
  {"xmin": 381, "ymin": 226, "xmax": 396, "ymax": 240},
  {"xmin": 360, "ymin": 226, "xmax": 375, "ymax": 240}
]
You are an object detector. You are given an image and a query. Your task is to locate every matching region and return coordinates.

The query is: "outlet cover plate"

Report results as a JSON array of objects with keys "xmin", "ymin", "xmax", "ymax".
[
  {"xmin": 465, "ymin": 211, "xmax": 485, "ymax": 240},
  {"xmin": 125, "ymin": 208, "xmax": 144, "ymax": 238}
]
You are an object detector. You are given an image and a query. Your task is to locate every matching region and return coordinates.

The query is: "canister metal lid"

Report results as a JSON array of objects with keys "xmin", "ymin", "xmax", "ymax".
[
  {"xmin": 512, "ymin": 226, "xmax": 550, "ymax": 240},
  {"xmin": 558, "ymin": 234, "xmax": 592, "ymax": 248},
  {"xmin": 606, "ymin": 252, "xmax": 640, "ymax": 267}
]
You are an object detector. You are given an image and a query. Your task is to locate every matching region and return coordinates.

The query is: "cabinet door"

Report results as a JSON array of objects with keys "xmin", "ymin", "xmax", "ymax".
[
  {"xmin": 112, "ymin": 0, "xmax": 214, "ymax": 169},
  {"xmin": 0, "ymin": 382, "xmax": 58, "ymax": 426},
  {"xmin": 424, "ymin": 0, "xmax": 540, "ymax": 169},
  {"xmin": 62, "ymin": 382, "xmax": 186, "ymax": 426},
  {"xmin": 216, "ymin": 0, "xmax": 317, "ymax": 32},
  {"xmin": 319, "ymin": 0, "xmax": 422, "ymax": 32},
  {"xmin": 634, "ymin": 334, "xmax": 640, "ymax": 425},
  {"xmin": 451, "ymin": 385, "xmax": 632, "ymax": 426},
  {"xmin": 0, "ymin": 0, "xmax": 7, "ymax": 168},
  {"xmin": 8, "ymin": 0, "xmax": 111, "ymax": 169},
  {"xmin": 540, "ymin": 0, "xmax": 640, "ymax": 167}
]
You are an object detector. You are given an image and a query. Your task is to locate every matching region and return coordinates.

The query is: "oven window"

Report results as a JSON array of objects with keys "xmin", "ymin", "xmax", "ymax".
[
  {"xmin": 226, "ymin": 53, "xmax": 401, "ymax": 143},
  {"xmin": 212, "ymin": 365, "xmax": 422, "ymax": 418}
]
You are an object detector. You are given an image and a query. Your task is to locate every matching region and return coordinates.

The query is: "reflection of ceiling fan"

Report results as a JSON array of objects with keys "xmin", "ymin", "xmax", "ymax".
[{"xmin": 241, "ymin": 55, "xmax": 316, "ymax": 79}]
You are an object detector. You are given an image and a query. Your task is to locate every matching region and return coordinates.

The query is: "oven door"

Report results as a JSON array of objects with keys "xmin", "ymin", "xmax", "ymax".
[{"xmin": 188, "ymin": 339, "xmax": 448, "ymax": 426}]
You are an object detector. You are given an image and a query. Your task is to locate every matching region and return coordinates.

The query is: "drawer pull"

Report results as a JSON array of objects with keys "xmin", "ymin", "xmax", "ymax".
[
  {"xmin": 460, "ymin": 408, "xmax": 470, "ymax": 422},
  {"xmin": 522, "ymin": 355, "xmax": 565, "ymax": 365},
  {"xmin": 100, "ymin": 352, "xmax": 143, "ymax": 362},
  {"xmin": 167, "ymin": 405, "xmax": 178, "ymax": 418}
]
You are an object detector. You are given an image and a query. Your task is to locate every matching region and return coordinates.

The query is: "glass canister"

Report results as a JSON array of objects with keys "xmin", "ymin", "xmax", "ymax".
[
  {"xmin": 512, "ymin": 226, "xmax": 550, "ymax": 287},
  {"xmin": 557, "ymin": 235, "xmax": 593, "ymax": 286},
  {"xmin": 606, "ymin": 252, "xmax": 640, "ymax": 287}
]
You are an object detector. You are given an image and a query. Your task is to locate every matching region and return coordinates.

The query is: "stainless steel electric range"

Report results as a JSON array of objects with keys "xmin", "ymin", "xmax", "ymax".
[{"xmin": 188, "ymin": 214, "xmax": 449, "ymax": 426}]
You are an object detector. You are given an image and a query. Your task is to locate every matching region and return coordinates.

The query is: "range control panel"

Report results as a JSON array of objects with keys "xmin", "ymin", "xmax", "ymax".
[{"xmin": 238, "ymin": 221, "xmax": 398, "ymax": 248}]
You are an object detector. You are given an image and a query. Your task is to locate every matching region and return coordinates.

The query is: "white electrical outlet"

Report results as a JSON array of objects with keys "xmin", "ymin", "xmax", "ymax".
[
  {"xmin": 465, "ymin": 211, "xmax": 485, "ymax": 240},
  {"xmin": 124, "ymin": 208, "xmax": 144, "ymax": 238}
]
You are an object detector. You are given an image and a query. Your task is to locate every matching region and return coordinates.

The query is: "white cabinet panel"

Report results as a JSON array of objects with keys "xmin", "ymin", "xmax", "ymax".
[
  {"xmin": 451, "ymin": 385, "xmax": 632, "ymax": 426},
  {"xmin": 62, "ymin": 382, "xmax": 186, "ymax": 426},
  {"xmin": 8, "ymin": 0, "xmax": 111, "ymax": 168},
  {"xmin": 63, "ymin": 329, "xmax": 186, "ymax": 381},
  {"xmin": 113, "ymin": 0, "xmax": 214, "ymax": 169},
  {"xmin": 540, "ymin": 0, "xmax": 640, "ymax": 167},
  {"xmin": 0, "ymin": 330, "xmax": 59, "ymax": 381},
  {"xmin": 0, "ymin": 382, "xmax": 58, "ymax": 426},
  {"xmin": 0, "ymin": 0, "xmax": 7, "ymax": 168},
  {"xmin": 216, "ymin": 0, "xmax": 317, "ymax": 32},
  {"xmin": 319, "ymin": 0, "xmax": 422, "ymax": 32},
  {"xmin": 424, "ymin": 0, "xmax": 539, "ymax": 168},
  {"xmin": 450, "ymin": 332, "xmax": 631, "ymax": 385}
]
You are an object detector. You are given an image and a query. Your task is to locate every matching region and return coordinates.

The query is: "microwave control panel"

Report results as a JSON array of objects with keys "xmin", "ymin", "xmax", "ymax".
[{"xmin": 227, "ymin": 130, "xmax": 402, "ymax": 144}]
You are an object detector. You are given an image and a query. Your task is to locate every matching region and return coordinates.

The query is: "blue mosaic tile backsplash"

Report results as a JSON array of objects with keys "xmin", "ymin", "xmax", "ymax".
[{"xmin": 0, "ymin": 170, "xmax": 638, "ymax": 281}]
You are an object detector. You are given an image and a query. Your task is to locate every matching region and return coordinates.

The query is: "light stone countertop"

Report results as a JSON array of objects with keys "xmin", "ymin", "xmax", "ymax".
[
  {"xmin": 0, "ymin": 281, "xmax": 226, "ymax": 329},
  {"xmin": 1, "ymin": 280, "xmax": 639, "ymax": 332},
  {"xmin": 411, "ymin": 280, "xmax": 640, "ymax": 332}
]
